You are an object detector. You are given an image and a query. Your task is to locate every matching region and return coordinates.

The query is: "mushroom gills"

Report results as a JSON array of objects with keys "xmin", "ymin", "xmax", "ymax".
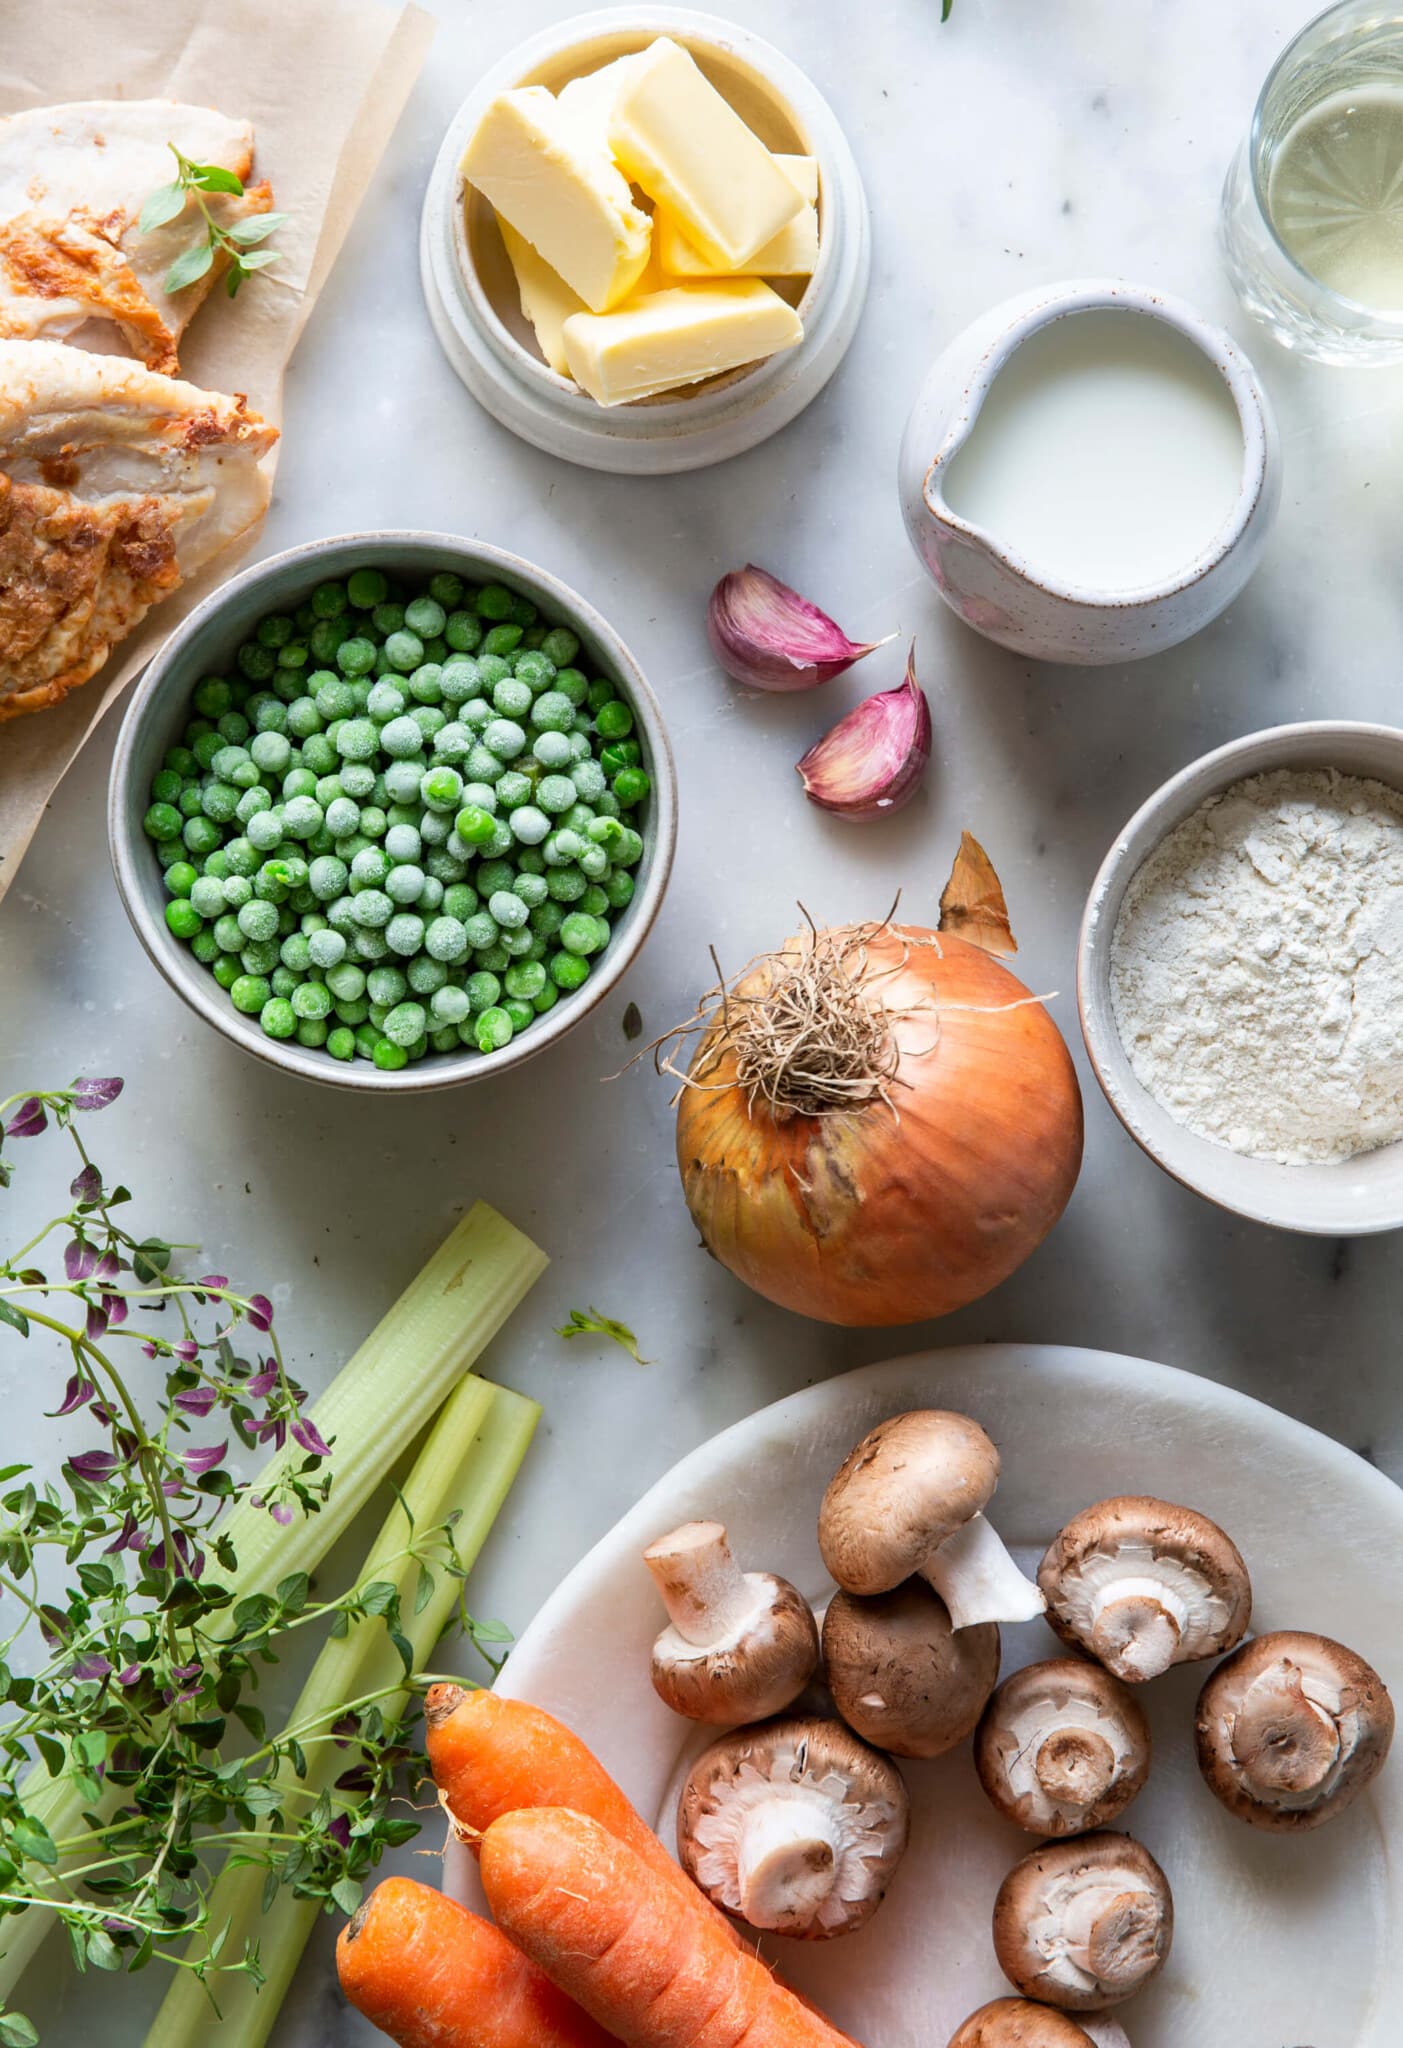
[
  {"xmin": 923, "ymin": 1510, "xmax": 1048, "ymax": 1630},
  {"xmin": 678, "ymin": 1717, "xmax": 909, "ymax": 1939},
  {"xmin": 994, "ymin": 1833, "xmax": 1172, "ymax": 2011},
  {"xmin": 1048, "ymin": 1544, "xmax": 1228, "ymax": 1679}
]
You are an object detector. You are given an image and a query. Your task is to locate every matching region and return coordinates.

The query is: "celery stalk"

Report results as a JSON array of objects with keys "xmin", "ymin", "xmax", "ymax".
[
  {"xmin": 0, "ymin": 1203, "xmax": 546, "ymax": 2002},
  {"xmin": 145, "ymin": 1376, "xmax": 541, "ymax": 2048}
]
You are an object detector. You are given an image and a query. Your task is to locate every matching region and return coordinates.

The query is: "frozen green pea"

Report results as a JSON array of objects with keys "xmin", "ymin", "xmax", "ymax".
[
  {"xmin": 347, "ymin": 568, "xmax": 388, "ymax": 610},
  {"xmin": 386, "ymin": 913, "xmax": 425, "ymax": 957},
  {"xmin": 383, "ymin": 629, "xmax": 423, "ymax": 673},
  {"xmin": 541, "ymin": 626, "xmax": 579, "ymax": 666},
  {"xmin": 440, "ymin": 658, "xmax": 481, "ymax": 703},
  {"xmin": 383, "ymin": 999, "xmax": 426, "ymax": 1048},
  {"xmin": 237, "ymin": 899, "xmax": 279, "ymax": 944},
  {"xmin": 421, "ymin": 764, "xmax": 463, "ymax": 813},
  {"xmin": 327, "ymin": 1025, "xmax": 357, "ymax": 1060},
  {"xmin": 536, "ymin": 775, "xmax": 577, "ymax": 816},
  {"xmin": 473, "ymin": 1005, "xmax": 513, "ymax": 1052},
  {"xmin": 614, "ymin": 766, "xmax": 650, "ymax": 807},
  {"xmin": 165, "ymin": 898, "xmax": 203, "ymax": 939},
  {"xmin": 385, "ymin": 861, "xmax": 424, "ymax": 904},
  {"xmin": 407, "ymin": 955, "xmax": 448, "ymax": 995},
  {"xmin": 375, "ymin": 714, "xmax": 419, "ymax": 759},
  {"xmin": 424, "ymin": 914, "xmax": 468, "ymax": 963},
  {"xmin": 555, "ymin": 668, "xmax": 589, "ymax": 707},
  {"xmin": 308, "ymin": 927, "xmax": 347, "ymax": 971},
  {"xmin": 492, "ymin": 677, "xmax": 532, "ymax": 720},
  {"xmin": 429, "ymin": 984, "xmax": 471, "ymax": 1027},
  {"xmin": 604, "ymin": 869, "xmax": 635, "ymax": 910},
  {"xmin": 282, "ymin": 795, "xmax": 323, "ymax": 839},
  {"xmin": 189, "ymin": 876, "xmax": 226, "ymax": 918},
  {"xmin": 367, "ymin": 966, "xmax": 408, "ymax": 1008},
  {"xmin": 532, "ymin": 730, "xmax": 572, "ymax": 770},
  {"xmin": 260, "ymin": 996, "xmax": 297, "ymax": 1040},
  {"xmin": 483, "ymin": 719, "xmax": 526, "ymax": 761},
  {"xmin": 351, "ymin": 889, "xmax": 392, "ymax": 929},
  {"xmin": 432, "ymin": 722, "xmax": 472, "ymax": 764},
  {"xmin": 336, "ymin": 717, "xmax": 379, "ymax": 762},
  {"xmin": 512, "ymin": 872, "xmax": 548, "ymax": 909},
  {"xmin": 337, "ymin": 635, "xmax": 379, "ymax": 677},
  {"xmin": 454, "ymin": 804, "xmax": 496, "ymax": 848},
  {"xmin": 230, "ymin": 973, "xmax": 272, "ymax": 1013},
  {"xmin": 488, "ymin": 890, "xmax": 529, "ymax": 931},
  {"xmin": 366, "ymin": 679, "xmax": 406, "ymax": 721},
  {"xmin": 326, "ymin": 960, "xmax": 366, "ymax": 1000},
  {"xmin": 578, "ymin": 843, "xmax": 610, "ymax": 881},
  {"xmin": 461, "ymin": 697, "xmax": 494, "ymax": 732},
  {"xmin": 339, "ymin": 761, "xmax": 377, "ymax": 800},
  {"xmin": 420, "ymin": 812, "xmax": 452, "ymax": 848},
  {"xmin": 530, "ymin": 691, "xmax": 574, "ymax": 733}
]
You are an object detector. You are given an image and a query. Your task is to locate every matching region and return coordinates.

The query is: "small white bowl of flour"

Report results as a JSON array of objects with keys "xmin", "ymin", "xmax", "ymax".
[{"xmin": 1079, "ymin": 721, "xmax": 1403, "ymax": 1234}]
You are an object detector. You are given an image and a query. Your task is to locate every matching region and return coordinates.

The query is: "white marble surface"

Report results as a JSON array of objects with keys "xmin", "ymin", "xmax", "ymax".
[{"xmin": 3, "ymin": 0, "xmax": 1403, "ymax": 2039}]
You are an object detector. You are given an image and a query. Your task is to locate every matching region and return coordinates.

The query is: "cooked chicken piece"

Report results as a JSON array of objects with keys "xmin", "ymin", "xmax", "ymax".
[
  {"xmin": 0, "ymin": 339, "xmax": 276, "ymax": 722},
  {"xmin": 0, "ymin": 100, "xmax": 273, "ymax": 374}
]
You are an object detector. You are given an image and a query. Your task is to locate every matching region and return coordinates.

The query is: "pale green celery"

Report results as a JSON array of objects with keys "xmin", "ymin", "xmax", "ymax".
[
  {"xmin": 0, "ymin": 1203, "xmax": 546, "ymax": 2004},
  {"xmin": 145, "ymin": 1376, "xmax": 541, "ymax": 2048}
]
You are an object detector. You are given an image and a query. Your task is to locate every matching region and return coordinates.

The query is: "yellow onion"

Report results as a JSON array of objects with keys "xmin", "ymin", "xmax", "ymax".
[{"xmin": 670, "ymin": 910, "xmax": 1083, "ymax": 1328}]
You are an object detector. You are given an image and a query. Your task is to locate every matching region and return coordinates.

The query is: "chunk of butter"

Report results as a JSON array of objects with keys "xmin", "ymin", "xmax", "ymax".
[
  {"xmin": 462, "ymin": 87, "xmax": 650, "ymax": 313},
  {"xmin": 562, "ymin": 278, "xmax": 803, "ymax": 407},
  {"xmin": 498, "ymin": 220, "xmax": 586, "ymax": 376},
  {"xmin": 605, "ymin": 38, "xmax": 803, "ymax": 270},
  {"xmin": 556, "ymin": 54, "xmax": 644, "ymax": 137},
  {"xmin": 658, "ymin": 154, "xmax": 819, "ymax": 278}
]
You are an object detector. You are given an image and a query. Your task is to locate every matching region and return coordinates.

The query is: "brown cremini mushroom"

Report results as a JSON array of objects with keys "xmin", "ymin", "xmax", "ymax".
[
  {"xmin": 821, "ymin": 1579, "xmax": 1000, "ymax": 1758},
  {"xmin": 992, "ymin": 1831, "xmax": 1172, "ymax": 2011},
  {"xmin": 975, "ymin": 1661, "xmax": 1151, "ymax": 1837},
  {"xmin": 676, "ymin": 1715, "xmax": 909, "ymax": 1939},
  {"xmin": 819, "ymin": 1411, "xmax": 1045, "ymax": 1630},
  {"xmin": 946, "ymin": 2001, "xmax": 1132, "ymax": 2048},
  {"xmin": 643, "ymin": 1521, "xmax": 819, "ymax": 1726},
  {"xmin": 1195, "ymin": 1629, "xmax": 1394, "ymax": 1831},
  {"xmin": 1038, "ymin": 1497, "xmax": 1251, "ymax": 1684}
]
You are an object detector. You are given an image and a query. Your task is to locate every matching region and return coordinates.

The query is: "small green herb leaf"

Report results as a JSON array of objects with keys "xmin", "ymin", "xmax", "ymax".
[
  {"xmin": 0, "ymin": 2013, "xmax": 40, "ymax": 2047},
  {"xmin": 0, "ymin": 1301, "xmax": 29, "ymax": 1339},
  {"xmin": 189, "ymin": 163, "xmax": 245, "ymax": 195},
  {"xmin": 138, "ymin": 182, "xmax": 188, "ymax": 234},
  {"xmin": 556, "ymin": 1306, "xmax": 651, "ymax": 1365},
  {"xmin": 164, "ymin": 240, "xmax": 215, "ymax": 294},
  {"xmin": 225, "ymin": 211, "xmax": 288, "ymax": 247}
]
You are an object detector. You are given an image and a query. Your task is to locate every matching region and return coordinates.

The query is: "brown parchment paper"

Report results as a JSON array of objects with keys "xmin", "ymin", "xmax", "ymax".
[{"xmin": 0, "ymin": 0, "xmax": 435, "ymax": 901}]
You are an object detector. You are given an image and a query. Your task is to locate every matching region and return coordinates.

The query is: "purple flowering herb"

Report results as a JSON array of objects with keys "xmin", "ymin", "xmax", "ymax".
[
  {"xmin": 255, "ymin": 1419, "xmax": 287, "ymax": 1451},
  {"xmin": 70, "ymin": 1162, "xmax": 102, "ymax": 1204},
  {"xmin": 102, "ymin": 1293, "xmax": 128, "ymax": 1328},
  {"xmin": 245, "ymin": 1295, "xmax": 274, "ymax": 1333},
  {"xmin": 5, "ymin": 1097, "xmax": 47, "ymax": 1139},
  {"xmin": 68, "ymin": 1450, "xmax": 119, "ymax": 1484},
  {"xmin": 64, "ymin": 1238, "xmax": 98, "ymax": 1282},
  {"xmin": 198, "ymin": 1275, "xmax": 229, "ymax": 1291},
  {"xmin": 326, "ymin": 1814, "xmax": 352, "ymax": 1849},
  {"xmin": 103, "ymin": 1514, "xmax": 139, "ymax": 1556},
  {"xmin": 70, "ymin": 1077, "xmax": 124, "ymax": 1112},
  {"xmin": 173, "ymin": 1386, "xmax": 218, "ymax": 1417},
  {"xmin": 117, "ymin": 1664, "xmax": 142, "ymax": 1686},
  {"xmin": 245, "ymin": 1365, "xmax": 279, "ymax": 1398},
  {"xmin": 181, "ymin": 1441, "xmax": 228, "ymax": 1479},
  {"xmin": 290, "ymin": 1417, "xmax": 331, "ymax": 1459},
  {"xmin": 51, "ymin": 1375, "xmax": 96, "ymax": 1418},
  {"xmin": 270, "ymin": 1502, "xmax": 293, "ymax": 1526},
  {"xmin": 95, "ymin": 1250, "xmax": 121, "ymax": 1284},
  {"xmin": 172, "ymin": 1340, "xmax": 200, "ymax": 1364},
  {"xmin": 85, "ymin": 1300, "xmax": 109, "ymax": 1343},
  {"xmin": 72, "ymin": 1654, "xmax": 112, "ymax": 1682}
]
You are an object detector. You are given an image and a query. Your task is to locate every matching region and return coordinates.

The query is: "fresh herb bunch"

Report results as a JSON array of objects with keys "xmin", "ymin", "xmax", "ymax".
[
  {"xmin": 0, "ymin": 1082, "xmax": 486, "ymax": 2039},
  {"xmin": 138, "ymin": 145, "xmax": 287, "ymax": 298}
]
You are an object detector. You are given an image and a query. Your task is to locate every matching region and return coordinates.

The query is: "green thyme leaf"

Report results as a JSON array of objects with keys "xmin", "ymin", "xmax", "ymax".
[
  {"xmin": 138, "ymin": 182, "xmax": 188, "ymax": 233},
  {"xmin": 164, "ymin": 239, "xmax": 215, "ymax": 294},
  {"xmin": 0, "ymin": 1301, "xmax": 29, "ymax": 1338},
  {"xmin": 556, "ymin": 1306, "xmax": 652, "ymax": 1365}
]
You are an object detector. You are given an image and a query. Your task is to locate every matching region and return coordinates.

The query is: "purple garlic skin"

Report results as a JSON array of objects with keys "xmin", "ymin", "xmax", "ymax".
[
  {"xmin": 707, "ymin": 565, "xmax": 891, "ymax": 692},
  {"xmin": 796, "ymin": 645, "xmax": 932, "ymax": 820}
]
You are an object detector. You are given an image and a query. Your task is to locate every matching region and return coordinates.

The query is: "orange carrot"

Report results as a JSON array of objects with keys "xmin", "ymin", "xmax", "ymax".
[
  {"xmin": 480, "ymin": 1806, "xmax": 861, "ymax": 2048},
  {"xmin": 336, "ymin": 1874, "xmax": 616, "ymax": 2048},
  {"xmin": 425, "ymin": 1686, "xmax": 695, "ymax": 1904}
]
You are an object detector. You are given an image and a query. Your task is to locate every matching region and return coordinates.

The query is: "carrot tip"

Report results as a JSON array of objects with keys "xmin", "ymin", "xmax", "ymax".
[{"xmin": 424, "ymin": 1681, "xmax": 471, "ymax": 1727}]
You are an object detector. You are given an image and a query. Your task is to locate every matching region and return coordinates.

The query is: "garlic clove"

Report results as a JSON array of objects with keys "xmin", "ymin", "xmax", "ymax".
[
  {"xmin": 796, "ymin": 645, "xmax": 932, "ymax": 820},
  {"xmin": 708, "ymin": 564, "xmax": 892, "ymax": 692}
]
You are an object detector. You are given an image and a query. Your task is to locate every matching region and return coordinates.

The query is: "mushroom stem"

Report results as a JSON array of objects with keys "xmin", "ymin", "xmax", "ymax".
[
  {"xmin": 922, "ymin": 1512, "xmax": 1046, "ymax": 1630},
  {"xmin": 1230, "ymin": 1665, "xmax": 1342, "ymax": 1801},
  {"xmin": 1061, "ymin": 1881, "xmax": 1164, "ymax": 1994},
  {"xmin": 1034, "ymin": 1727, "xmax": 1117, "ymax": 1808},
  {"xmin": 1082, "ymin": 2022, "xmax": 1133, "ymax": 2048},
  {"xmin": 643, "ymin": 1521, "xmax": 755, "ymax": 1645},
  {"xmin": 1088, "ymin": 1580, "xmax": 1185, "ymax": 1682},
  {"xmin": 734, "ymin": 1796, "xmax": 841, "ymax": 1929}
]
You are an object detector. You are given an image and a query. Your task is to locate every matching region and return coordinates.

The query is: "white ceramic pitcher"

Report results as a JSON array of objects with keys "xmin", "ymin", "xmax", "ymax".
[{"xmin": 898, "ymin": 279, "xmax": 1281, "ymax": 666}]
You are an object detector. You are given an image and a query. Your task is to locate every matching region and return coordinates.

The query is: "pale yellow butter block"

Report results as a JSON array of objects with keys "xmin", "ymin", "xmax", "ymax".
[
  {"xmin": 498, "ymin": 219, "xmax": 587, "ymax": 376},
  {"xmin": 658, "ymin": 152, "xmax": 819, "ymax": 277},
  {"xmin": 562, "ymin": 277, "xmax": 803, "ymax": 406},
  {"xmin": 657, "ymin": 201, "xmax": 818, "ymax": 278},
  {"xmin": 556, "ymin": 54, "xmax": 644, "ymax": 140},
  {"xmin": 462, "ymin": 87, "xmax": 651, "ymax": 312},
  {"xmin": 606, "ymin": 38, "xmax": 804, "ymax": 269}
]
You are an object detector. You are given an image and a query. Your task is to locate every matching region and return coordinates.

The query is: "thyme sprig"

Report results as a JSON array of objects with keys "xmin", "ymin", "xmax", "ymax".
[
  {"xmin": 138, "ymin": 145, "xmax": 287, "ymax": 298},
  {"xmin": 0, "ymin": 1083, "xmax": 489, "ymax": 2040}
]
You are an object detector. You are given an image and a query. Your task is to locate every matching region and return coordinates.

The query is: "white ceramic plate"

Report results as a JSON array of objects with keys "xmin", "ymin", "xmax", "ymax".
[{"xmin": 445, "ymin": 1346, "xmax": 1403, "ymax": 2044}]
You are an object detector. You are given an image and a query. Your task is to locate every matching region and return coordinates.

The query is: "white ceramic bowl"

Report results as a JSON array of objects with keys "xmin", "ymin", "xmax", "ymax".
[
  {"xmin": 420, "ymin": 6, "xmax": 870, "ymax": 474},
  {"xmin": 898, "ymin": 279, "xmax": 1282, "ymax": 664},
  {"xmin": 1078, "ymin": 721, "xmax": 1403, "ymax": 1233},
  {"xmin": 108, "ymin": 533, "xmax": 677, "ymax": 1094}
]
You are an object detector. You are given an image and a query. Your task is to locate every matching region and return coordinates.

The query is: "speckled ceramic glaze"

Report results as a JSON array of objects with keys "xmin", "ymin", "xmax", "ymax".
[{"xmin": 898, "ymin": 279, "xmax": 1282, "ymax": 665}]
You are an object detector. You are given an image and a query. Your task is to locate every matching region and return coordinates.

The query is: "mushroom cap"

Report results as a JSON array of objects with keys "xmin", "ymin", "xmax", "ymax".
[
  {"xmin": 1195, "ymin": 1629, "xmax": 1394, "ymax": 1832},
  {"xmin": 821, "ymin": 1579, "xmax": 1000, "ymax": 1759},
  {"xmin": 946, "ymin": 1999, "xmax": 1107, "ymax": 2048},
  {"xmin": 677, "ymin": 1715, "xmax": 909, "ymax": 1940},
  {"xmin": 650, "ymin": 1569, "xmax": 819, "ymax": 1727},
  {"xmin": 975, "ymin": 1661, "xmax": 1151, "ymax": 1836},
  {"xmin": 819, "ymin": 1411, "xmax": 1001, "ymax": 1597},
  {"xmin": 1038, "ymin": 1496, "xmax": 1251, "ymax": 1682},
  {"xmin": 992, "ymin": 1831, "xmax": 1173, "ymax": 2011}
]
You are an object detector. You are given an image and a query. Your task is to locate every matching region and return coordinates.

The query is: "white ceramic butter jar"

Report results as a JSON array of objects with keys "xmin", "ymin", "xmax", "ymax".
[
  {"xmin": 421, "ymin": 6, "xmax": 870, "ymax": 474},
  {"xmin": 898, "ymin": 280, "xmax": 1282, "ymax": 666}
]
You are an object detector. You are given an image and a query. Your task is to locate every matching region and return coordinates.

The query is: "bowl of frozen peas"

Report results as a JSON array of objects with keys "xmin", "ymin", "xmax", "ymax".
[{"xmin": 108, "ymin": 532, "xmax": 677, "ymax": 1091}]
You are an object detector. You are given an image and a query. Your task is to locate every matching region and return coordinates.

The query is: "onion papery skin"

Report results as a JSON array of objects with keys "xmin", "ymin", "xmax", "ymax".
[{"xmin": 674, "ymin": 928, "xmax": 1084, "ymax": 1327}]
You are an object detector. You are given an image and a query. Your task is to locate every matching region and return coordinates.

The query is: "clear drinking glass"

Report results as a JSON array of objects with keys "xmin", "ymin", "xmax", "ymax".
[{"xmin": 1221, "ymin": 0, "xmax": 1403, "ymax": 364}]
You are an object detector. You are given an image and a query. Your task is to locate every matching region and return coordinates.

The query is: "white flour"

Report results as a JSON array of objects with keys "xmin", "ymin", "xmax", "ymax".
[{"xmin": 1109, "ymin": 767, "xmax": 1403, "ymax": 1165}]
